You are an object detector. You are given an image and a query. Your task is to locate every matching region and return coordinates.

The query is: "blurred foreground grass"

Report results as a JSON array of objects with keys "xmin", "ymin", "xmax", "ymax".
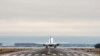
[
  {"xmin": 70, "ymin": 48, "xmax": 100, "ymax": 54},
  {"xmin": 0, "ymin": 48, "xmax": 31, "ymax": 54},
  {"xmin": 0, "ymin": 48, "xmax": 100, "ymax": 54}
]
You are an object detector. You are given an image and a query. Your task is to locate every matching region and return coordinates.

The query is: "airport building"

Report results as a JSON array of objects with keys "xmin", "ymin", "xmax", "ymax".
[{"xmin": 14, "ymin": 43, "xmax": 42, "ymax": 47}]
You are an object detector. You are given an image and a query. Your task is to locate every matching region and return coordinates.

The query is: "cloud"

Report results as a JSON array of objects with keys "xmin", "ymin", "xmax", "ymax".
[
  {"xmin": 0, "ymin": 0, "xmax": 100, "ymax": 36},
  {"xmin": 0, "ymin": 0, "xmax": 100, "ymax": 19},
  {"xmin": 0, "ymin": 19, "xmax": 99, "ymax": 36}
]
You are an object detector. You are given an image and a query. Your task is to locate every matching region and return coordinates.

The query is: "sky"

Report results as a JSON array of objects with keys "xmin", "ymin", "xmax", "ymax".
[{"xmin": 0, "ymin": 0, "xmax": 100, "ymax": 36}]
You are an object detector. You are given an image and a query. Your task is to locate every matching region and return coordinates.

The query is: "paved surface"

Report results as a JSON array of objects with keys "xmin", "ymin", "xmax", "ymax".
[{"xmin": 1, "ymin": 48, "xmax": 100, "ymax": 56}]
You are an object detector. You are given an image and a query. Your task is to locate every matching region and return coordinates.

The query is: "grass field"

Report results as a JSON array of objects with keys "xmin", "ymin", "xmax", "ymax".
[
  {"xmin": 0, "ymin": 48, "xmax": 100, "ymax": 54},
  {"xmin": 0, "ymin": 48, "xmax": 31, "ymax": 54},
  {"xmin": 70, "ymin": 48, "xmax": 100, "ymax": 54}
]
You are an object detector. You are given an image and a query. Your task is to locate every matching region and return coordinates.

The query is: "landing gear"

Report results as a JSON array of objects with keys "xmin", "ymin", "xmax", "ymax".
[
  {"xmin": 54, "ymin": 45, "xmax": 57, "ymax": 48},
  {"xmin": 46, "ymin": 46, "xmax": 48, "ymax": 48},
  {"xmin": 43, "ymin": 44, "xmax": 60, "ymax": 48}
]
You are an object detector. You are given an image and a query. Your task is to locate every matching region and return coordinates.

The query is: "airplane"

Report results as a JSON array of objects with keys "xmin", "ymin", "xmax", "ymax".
[{"xmin": 43, "ymin": 36, "xmax": 60, "ymax": 48}]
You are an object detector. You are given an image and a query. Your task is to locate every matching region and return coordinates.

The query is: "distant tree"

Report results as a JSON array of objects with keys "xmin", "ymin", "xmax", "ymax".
[{"xmin": 94, "ymin": 43, "xmax": 100, "ymax": 48}]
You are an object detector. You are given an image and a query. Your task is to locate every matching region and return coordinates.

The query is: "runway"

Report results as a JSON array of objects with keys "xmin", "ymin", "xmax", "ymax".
[{"xmin": 1, "ymin": 48, "xmax": 99, "ymax": 56}]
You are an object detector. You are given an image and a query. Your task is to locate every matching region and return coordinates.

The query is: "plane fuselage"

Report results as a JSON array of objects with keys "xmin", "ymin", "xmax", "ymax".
[{"xmin": 43, "ymin": 37, "xmax": 59, "ymax": 48}]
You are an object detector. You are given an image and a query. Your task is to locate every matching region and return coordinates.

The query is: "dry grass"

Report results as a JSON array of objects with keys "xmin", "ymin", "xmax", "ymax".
[
  {"xmin": 70, "ymin": 48, "xmax": 100, "ymax": 54},
  {"xmin": 0, "ymin": 48, "xmax": 31, "ymax": 54},
  {"xmin": 0, "ymin": 48, "xmax": 100, "ymax": 55}
]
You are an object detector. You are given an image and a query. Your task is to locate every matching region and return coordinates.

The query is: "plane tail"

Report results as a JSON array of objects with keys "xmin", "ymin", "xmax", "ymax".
[
  {"xmin": 49, "ymin": 36, "xmax": 54, "ymax": 44},
  {"xmin": 43, "ymin": 36, "xmax": 59, "ymax": 48}
]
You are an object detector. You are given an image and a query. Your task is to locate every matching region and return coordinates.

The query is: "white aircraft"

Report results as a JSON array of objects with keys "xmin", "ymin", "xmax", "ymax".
[{"xmin": 43, "ymin": 36, "xmax": 59, "ymax": 48}]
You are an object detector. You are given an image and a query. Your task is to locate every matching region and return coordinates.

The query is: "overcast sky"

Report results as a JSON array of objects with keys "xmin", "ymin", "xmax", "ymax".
[{"xmin": 0, "ymin": 0, "xmax": 100, "ymax": 36}]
